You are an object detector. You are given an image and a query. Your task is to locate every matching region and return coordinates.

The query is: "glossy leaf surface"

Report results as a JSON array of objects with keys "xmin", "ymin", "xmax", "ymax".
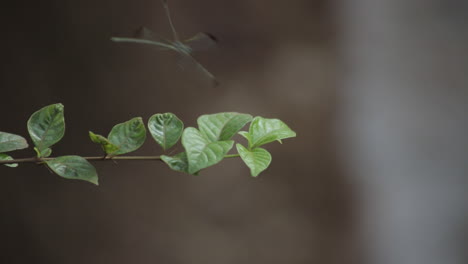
[
  {"xmin": 198, "ymin": 112, "xmax": 252, "ymax": 142},
  {"xmin": 108, "ymin": 117, "xmax": 146, "ymax": 155},
  {"xmin": 148, "ymin": 113, "xmax": 183, "ymax": 151},
  {"xmin": 89, "ymin": 131, "xmax": 120, "ymax": 154},
  {"xmin": 248, "ymin": 117, "xmax": 296, "ymax": 149},
  {"xmin": 0, "ymin": 132, "xmax": 28, "ymax": 153},
  {"xmin": 182, "ymin": 127, "xmax": 234, "ymax": 174},
  {"xmin": 46, "ymin": 155, "xmax": 98, "ymax": 185},
  {"xmin": 161, "ymin": 152, "xmax": 189, "ymax": 173},
  {"xmin": 236, "ymin": 144, "xmax": 272, "ymax": 177},
  {"xmin": 27, "ymin": 103, "xmax": 65, "ymax": 153}
]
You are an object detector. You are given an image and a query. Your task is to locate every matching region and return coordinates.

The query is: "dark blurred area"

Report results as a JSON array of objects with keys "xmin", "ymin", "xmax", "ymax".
[
  {"xmin": 0, "ymin": 1, "xmax": 353, "ymax": 264},
  {"xmin": 3, "ymin": 0, "xmax": 468, "ymax": 263}
]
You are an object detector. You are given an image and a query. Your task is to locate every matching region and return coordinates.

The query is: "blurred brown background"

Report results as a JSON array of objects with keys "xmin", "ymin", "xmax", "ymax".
[
  {"xmin": 0, "ymin": 0, "xmax": 355, "ymax": 263},
  {"xmin": 4, "ymin": 1, "xmax": 468, "ymax": 263}
]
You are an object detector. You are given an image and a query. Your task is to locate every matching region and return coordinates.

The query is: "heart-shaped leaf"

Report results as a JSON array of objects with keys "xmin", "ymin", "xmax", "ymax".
[
  {"xmin": 238, "ymin": 131, "xmax": 252, "ymax": 146},
  {"xmin": 0, "ymin": 153, "xmax": 18, "ymax": 168},
  {"xmin": 148, "ymin": 113, "xmax": 183, "ymax": 151},
  {"xmin": 161, "ymin": 152, "xmax": 189, "ymax": 173},
  {"xmin": 89, "ymin": 131, "xmax": 120, "ymax": 154},
  {"xmin": 27, "ymin": 103, "xmax": 65, "ymax": 154},
  {"xmin": 248, "ymin": 116, "xmax": 296, "ymax": 149},
  {"xmin": 0, "ymin": 132, "xmax": 28, "ymax": 153},
  {"xmin": 108, "ymin": 117, "xmax": 146, "ymax": 155},
  {"xmin": 198, "ymin": 112, "xmax": 252, "ymax": 142},
  {"xmin": 46, "ymin": 155, "xmax": 98, "ymax": 185},
  {"xmin": 236, "ymin": 144, "xmax": 272, "ymax": 177},
  {"xmin": 182, "ymin": 127, "xmax": 234, "ymax": 174}
]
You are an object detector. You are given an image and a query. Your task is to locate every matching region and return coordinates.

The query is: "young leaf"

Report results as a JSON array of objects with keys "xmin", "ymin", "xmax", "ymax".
[
  {"xmin": 41, "ymin": 148, "xmax": 52, "ymax": 158},
  {"xmin": 236, "ymin": 144, "xmax": 272, "ymax": 177},
  {"xmin": 89, "ymin": 131, "xmax": 120, "ymax": 155},
  {"xmin": 0, "ymin": 153, "xmax": 18, "ymax": 168},
  {"xmin": 27, "ymin": 103, "xmax": 65, "ymax": 153},
  {"xmin": 108, "ymin": 117, "xmax": 146, "ymax": 155},
  {"xmin": 0, "ymin": 132, "xmax": 28, "ymax": 153},
  {"xmin": 161, "ymin": 152, "xmax": 189, "ymax": 173},
  {"xmin": 248, "ymin": 116, "xmax": 296, "ymax": 149},
  {"xmin": 182, "ymin": 127, "xmax": 234, "ymax": 174},
  {"xmin": 46, "ymin": 155, "xmax": 98, "ymax": 185},
  {"xmin": 148, "ymin": 113, "xmax": 183, "ymax": 151},
  {"xmin": 34, "ymin": 147, "xmax": 52, "ymax": 158},
  {"xmin": 238, "ymin": 131, "xmax": 252, "ymax": 146},
  {"xmin": 197, "ymin": 112, "xmax": 252, "ymax": 142}
]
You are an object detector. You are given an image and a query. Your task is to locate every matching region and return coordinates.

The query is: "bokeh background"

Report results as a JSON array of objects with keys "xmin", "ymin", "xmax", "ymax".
[
  {"xmin": 1, "ymin": 0, "xmax": 355, "ymax": 264},
  {"xmin": 3, "ymin": 0, "xmax": 468, "ymax": 264}
]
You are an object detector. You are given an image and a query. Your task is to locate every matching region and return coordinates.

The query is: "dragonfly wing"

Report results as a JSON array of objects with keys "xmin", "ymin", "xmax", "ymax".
[
  {"xmin": 184, "ymin": 32, "xmax": 218, "ymax": 51},
  {"xmin": 161, "ymin": 0, "xmax": 180, "ymax": 41},
  {"xmin": 176, "ymin": 52, "xmax": 219, "ymax": 86},
  {"xmin": 132, "ymin": 26, "xmax": 172, "ymax": 49}
]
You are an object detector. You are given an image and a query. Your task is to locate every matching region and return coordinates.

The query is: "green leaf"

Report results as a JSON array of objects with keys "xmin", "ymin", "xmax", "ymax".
[
  {"xmin": 198, "ymin": 112, "xmax": 252, "ymax": 142},
  {"xmin": 161, "ymin": 152, "xmax": 189, "ymax": 173},
  {"xmin": 238, "ymin": 131, "xmax": 252, "ymax": 146},
  {"xmin": 108, "ymin": 117, "xmax": 146, "ymax": 155},
  {"xmin": 41, "ymin": 148, "xmax": 52, "ymax": 158},
  {"xmin": 248, "ymin": 116, "xmax": 296, "ymax": 149},
  {"xmin": 27, "ymin": 103, "xmax": 65, "ymax": 154},
  {"xmin": 236, "ymin": 144, "xmax": 272, "ymax": 177},
  {"xmin": 0, "ymin": 132, "xmax": 28, "ymax": 153},
  {"xmin": 89, "ymin": 131, "xmax": 120, "ymax": 154},
  {"xmin": 34, "ymin": 147, "xmax": 52, "ymax": 158},
  {"xmin": 0, "ymin": 153, "xmax": 18, "ymax": 168},
  {"xmin": 182, "ymin": 127, "xmax": 234, "ymax": 174},
  {"xmin": 148, "ymin": 113, "xmax": 183, "ymax": 151},
  {"xmin": 46, "ymin": 155, "xmax": 98, "ymax": 185}
]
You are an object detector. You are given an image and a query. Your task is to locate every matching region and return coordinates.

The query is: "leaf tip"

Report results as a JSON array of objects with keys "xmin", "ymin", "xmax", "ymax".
[{"xmin": 91, "ymin": 178, "xmax": 99, "ymax": 186}]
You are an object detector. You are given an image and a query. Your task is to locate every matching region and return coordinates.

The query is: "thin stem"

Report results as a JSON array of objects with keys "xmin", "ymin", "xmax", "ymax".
[
  {"xmin": 224, "ymin": 154, "xmax": 240, "ymax": 158},
  {"xmin": 0, "ymin": 155, "xmax": 162, "ymax": 165},
  {"xmin": 0, "ymin": 154, "xmax": 240, "ymax": 165}
]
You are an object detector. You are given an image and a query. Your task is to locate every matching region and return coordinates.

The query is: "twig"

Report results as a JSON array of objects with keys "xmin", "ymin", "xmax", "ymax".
[{"xmin": 0, "ymin": 155, "xmax": 162, "ymax": 165}]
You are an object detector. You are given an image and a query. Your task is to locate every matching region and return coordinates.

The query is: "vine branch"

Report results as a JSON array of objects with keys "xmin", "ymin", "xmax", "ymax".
[
  {"xmin": 0, "ymin": 154, "xmax": 241, "ymax": 165},
  {"xmin": 1, "ymin": 104, "xmax": 296, "ymax": 182},
  {"xmin": 0, "ymin": 155, "xmax": 162, "ymax": 165}
]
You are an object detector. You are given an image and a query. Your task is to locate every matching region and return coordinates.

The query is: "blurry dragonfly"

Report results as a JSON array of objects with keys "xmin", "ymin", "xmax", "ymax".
[{"xmin": 111, "ymin": 0, "xmax": 219, "ymax": 86}]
